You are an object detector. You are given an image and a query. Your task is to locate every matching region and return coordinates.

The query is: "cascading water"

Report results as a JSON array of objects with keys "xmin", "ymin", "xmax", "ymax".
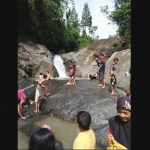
[{"xmin": 53, "ymin": 55, "xmax": 68, "ymax": 77}]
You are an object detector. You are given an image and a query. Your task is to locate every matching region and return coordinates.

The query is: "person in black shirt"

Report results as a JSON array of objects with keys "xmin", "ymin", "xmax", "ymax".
[{"xmin": 96, "ymin": 55, "xmax": 106, "ymax": 88}]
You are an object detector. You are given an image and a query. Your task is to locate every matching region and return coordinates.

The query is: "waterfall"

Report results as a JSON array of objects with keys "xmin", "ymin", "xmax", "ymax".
[{"xmin": 53, "ymin": 55, "xmax": 67, "ymax": 77}]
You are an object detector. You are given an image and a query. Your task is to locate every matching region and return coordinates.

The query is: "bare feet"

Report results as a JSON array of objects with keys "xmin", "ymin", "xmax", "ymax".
[
  {"xmin": 21, "ymin": 117, "xmax": 26, "ymax": 120},
  {"xmin": 102, "ymin": 85, "xmax": 105, "ymax": 88},
  {"xmin": 46, "ymin": 93, "xmax": 50, "ymax": 96},
  {"xmin": 98, "ymin": 84, "xmax": 103, "ymax": 87},
  {"xmin": 111, "ymin": 92, "xmax": 117, "ymax": 95},
  {"xmin": 34, "ymin": 110, "xmax": 38, "ymax": 113}
]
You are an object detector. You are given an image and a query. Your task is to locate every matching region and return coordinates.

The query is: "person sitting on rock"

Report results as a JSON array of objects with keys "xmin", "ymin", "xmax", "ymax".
[
  {"xmin": 29, "ymin": 124, "xmax": 56, "ymax": 150},
  {"xmin": 71, "ymin": 64, "xmax": 76, "ymax": 85},
  {"xmin": 86, "ymin": 72, "xmax": 98, "ymax": 80},
  {"xmin": 66, "ymin": 66, "xmax": 75, "ymax": 85},
  {"xmin": 46, "ymin": 71, "xmax": 51, "ymax": 81},
  {"xmin": 38, "ymin": 74, "xmax": 50, "ymax": 96},
  {"xmin": 106, "ymin": 96, "xmax": 131, "ymax": 150},
  {"xmin": 17, "ymin": 98, "xmax": 26, "ymax": 120},
  {"xmin": 33, "ymin": 81, "xmax": 43, "ymax": 113},
  {"xmin": 73, "ymin": 111, "xmax": 96, "ymax": 149}
]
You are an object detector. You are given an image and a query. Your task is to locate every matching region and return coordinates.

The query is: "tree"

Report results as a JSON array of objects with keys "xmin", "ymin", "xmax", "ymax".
[
  {"xmin": 89, "ymin": 26, "xmax": 98, "ymax": 38},
  {"xmin": 81, "ymin": 2, "xmax": 92, "ymax": 33},
  {"xmin": 65, "ymin": 0, "xmax": 79, "ymax": 29},
  {"xmin": 100, "ymin": 0, "xmax": 131, "ymax": 47}
]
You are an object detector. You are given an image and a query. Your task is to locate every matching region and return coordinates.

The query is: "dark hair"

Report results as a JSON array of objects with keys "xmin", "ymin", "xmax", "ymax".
[
  {"xmin": 114, "ymin": 58, "xmax": 119, "ymax": 62},
  {"xmin": 46, "ymin": 71, "xmax": 49, "ymax": 73},
  {"xmin": 43, "ymin": 74, "xmax": 47, "ymax": 79},
  {"xmin": 29, "ymin": 128, "xmax": 56, "ymax": 150},
  {"xmin": 17, "ymin": 98, "xmax": 20, "ymax": 104},
  {"xmin": 77, "ymin": 111, "xmax": 91, "ymax": 130},
  {"xmin": 33, "ymin": 81, "xmax": 38, "ymax": 84},
  {"xmin": 40, "ymin": 73, "xmax": 43, "ymax": 75}
]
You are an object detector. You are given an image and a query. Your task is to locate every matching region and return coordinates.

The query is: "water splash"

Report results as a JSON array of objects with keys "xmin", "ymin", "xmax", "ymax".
[
  {"xmin": 21, "ymin": 85, "xmax": 34, "ymax": 91},
  {"xmin": 53, "ymin": 55, "xmax": 67, "ymax": 77}
]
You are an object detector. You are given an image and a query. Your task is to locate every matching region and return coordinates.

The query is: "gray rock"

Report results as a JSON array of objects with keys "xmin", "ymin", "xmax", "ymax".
[
  {"xmin": 93, "ymin": 124, "xmax": 109, "ymax": 148},
  {"xmin": 18, "ymin": 42, "xmax": 57, "ymax": 77},
  {"xmin": 105, "ymin": 49, "xmax": 131, "ymax": 92}
]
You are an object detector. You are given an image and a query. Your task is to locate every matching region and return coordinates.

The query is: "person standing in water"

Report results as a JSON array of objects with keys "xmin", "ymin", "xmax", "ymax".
[
  {"xmin": 96, "ymin": 55, "xmax": 106, "ymax": 88},
  {"xmin": 33, "ymin": 81, "xmax": 43, "ymax": 113}
]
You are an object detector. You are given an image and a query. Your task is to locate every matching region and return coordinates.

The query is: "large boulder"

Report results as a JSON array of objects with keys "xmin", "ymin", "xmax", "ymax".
[
  {"xmin": 60, "ymin": 36, "xmax": 123, "ymax": 78},
  {"xmin": 18, "ymin": 75, "xmax": 24, "ymax": 84},
  {"xmin": 93, "ymin": 124, "xmax": 109, "ymax": 148},
  {"xmin": 18, "ymin": 42, "xmax": 58, "ymax": 78},
  {"xmin": 105, "ymin": 49, "xmax": 131, "ymax": 91}
]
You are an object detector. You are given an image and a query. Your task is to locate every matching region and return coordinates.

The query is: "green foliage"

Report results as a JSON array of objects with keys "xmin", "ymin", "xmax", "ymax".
[
  {"xmin": 112, "ymin": 41, "xmax": 122, "ymax": 47},
  {"xmin": 100, "ymin": 0, "xmax": 131, "ymax": 47},
  {"xmin": 77, "ymin": 37, "xmax": 94, "ymax": 50},
  {"xmin": 81, "ymin": 2, "xmax": 92, "ymax": 31},
  {"xmin": 18, "ymin": 0, "xmax": 95, "ymax": 53}
]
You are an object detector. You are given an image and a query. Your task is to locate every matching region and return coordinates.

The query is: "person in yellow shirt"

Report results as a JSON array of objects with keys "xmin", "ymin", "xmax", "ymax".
[{"xmin": 73, "ymin": 111, "xmax": 96, "ymax": 149}]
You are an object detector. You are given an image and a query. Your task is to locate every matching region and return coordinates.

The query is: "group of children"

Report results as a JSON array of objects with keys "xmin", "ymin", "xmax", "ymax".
[
  {"xmin": 86, "ymin": 55, "xmax": 131, "ymax": 96},
  {"xmin": 29, "ymin": 96, "xmax": 131, "ymax": 150},
  {"xmin": 18, "ymin": 71, "xmax": 52, "ymax": 119}
]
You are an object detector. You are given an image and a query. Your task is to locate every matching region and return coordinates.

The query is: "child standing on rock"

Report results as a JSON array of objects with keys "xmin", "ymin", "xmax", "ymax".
[{"xmin": 33, "ymin": 81, "xmax": 43, "ymax": 113}]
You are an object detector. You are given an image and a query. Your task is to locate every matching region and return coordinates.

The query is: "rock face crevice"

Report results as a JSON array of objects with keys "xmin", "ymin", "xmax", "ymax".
[{"xmin": 18, "ymin": 42, "xmax": 59, "ymax": 80}]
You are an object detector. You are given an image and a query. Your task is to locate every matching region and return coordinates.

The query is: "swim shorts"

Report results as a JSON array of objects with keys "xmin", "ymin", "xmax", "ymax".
[
  {"xmin": 35, "ymin": 94, "xmax": 40, "ymax": 103},
  {"xmin": 99, "ymin": 72, "xmax": 104, "ymax": 79}
]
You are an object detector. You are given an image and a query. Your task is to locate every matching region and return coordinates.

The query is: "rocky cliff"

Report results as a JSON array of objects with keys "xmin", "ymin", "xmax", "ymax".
[{"xmin": 18, "ymin": 42, "xmax": 59, "ymax": 83}]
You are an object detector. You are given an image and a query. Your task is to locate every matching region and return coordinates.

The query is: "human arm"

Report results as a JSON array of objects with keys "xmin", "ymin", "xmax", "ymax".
[
  {"xmin": 18, "ymin": 105, "xmax": 26, "ymax": 119},
  {"xmin": 96, "ymin": 58, "xmax": 100, "ymax": 66},
  {"xmin": 106, "ymin": 128, "xmax": 114, "ymax": 147}
]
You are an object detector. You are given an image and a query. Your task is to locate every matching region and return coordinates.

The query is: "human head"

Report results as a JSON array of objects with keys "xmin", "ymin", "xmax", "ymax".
[
  {"xmin": 33, "ymin": 81, "xmax": 38, "ymax": 86},
  {"xmin": 117, "ymin": 96, "xmax": 131, "ymax": 122},
  {"xmin": 46, "ymin": 71, "xmax": 49, "ymax": 74},
  {"xmin": 94, "ymin": 73, "xmax": 97, "ymax": 77},
  {"xmin": 100, "ymin": 55, "xmax": 105, "ymax": 61},
  {"xmin": 43, "ymin": 74, "xmax": 47, "ymax": 79},
  {"xmin": 29, "ymin": 128, "xmax": 56, "ymax": 150},
  {"xmin": 113, "ymin": 58, "xmax": 119, "ymax": 64},
  {"xmin": 40, "ymin": 73, "xmax": 43, "ymax": 75},
  {"xmin": 76, "ymin": 111, "xmax": 91, "ymax": 131}
]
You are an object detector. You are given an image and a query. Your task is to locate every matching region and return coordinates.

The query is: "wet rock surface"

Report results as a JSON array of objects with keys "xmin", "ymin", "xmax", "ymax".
[{"xmin": 18, "ymin": 78, "xmax": 125, "ymax": 148}]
